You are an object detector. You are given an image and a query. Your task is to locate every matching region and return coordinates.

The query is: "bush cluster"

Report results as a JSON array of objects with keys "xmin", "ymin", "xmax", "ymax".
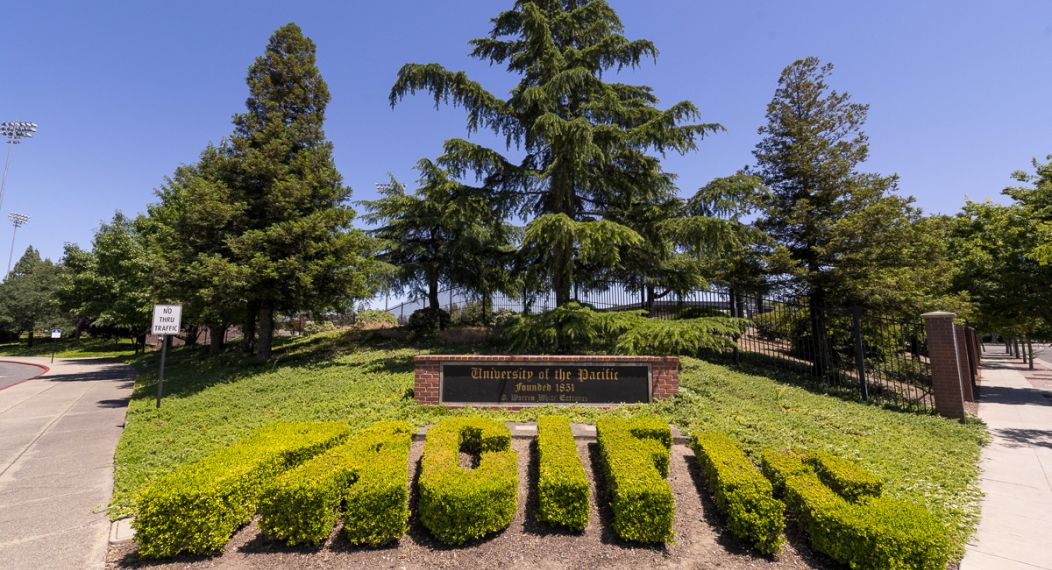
[
  {"xmin": 536, "ymin": 416, "xmax": 589, "ymax": 531},
  {"xmin": 761, "ymin": 450, "xmax": 950, "ymax": 570},
  {"xmin": 595, "ymin": 417, "xmax": 674, "ymax": 543},
  {"xmin": 133, "ymin": 422, "xmax": 350, "ymax": 558},
  {"xmin": 418, "ymin": 417, "xmax": 518, "ymax": 544},
  {"xmin": 690, "ymin": 433, "xmax": 785, "ymax": 554},
  {"xmin": 407, "ymin": 307, "xmax": 451, "ymax": 334},
  {"xmin": 354, "ymin": 309, "xmax": 398, "ymax": 329},
  {"xmin": 258, "ymin": 421, "xmax": 412, "ymax": 546},
  {"xmin": 804, "ymin": 450, "xmax": 883, "ymax": 501}
]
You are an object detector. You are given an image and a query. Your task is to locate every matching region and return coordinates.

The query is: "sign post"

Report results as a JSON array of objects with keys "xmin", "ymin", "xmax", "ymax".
[
  {"xmin": 151, "ymin": 304, "xmax": 182, "ymax": 409},
  {"xmin": 50, "ymin": 329, "xmax": 61, "ymax": 363}
]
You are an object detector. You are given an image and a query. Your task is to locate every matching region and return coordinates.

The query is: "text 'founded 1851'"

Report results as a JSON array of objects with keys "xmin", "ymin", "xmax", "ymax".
[{"xmin": 440, "ymin": 363, "xmax": 650, "ymax": 404}]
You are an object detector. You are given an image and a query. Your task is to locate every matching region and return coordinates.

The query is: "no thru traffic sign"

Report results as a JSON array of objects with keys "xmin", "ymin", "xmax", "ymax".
[{"xmin": 152, "ymin": 304, "xmax": 182, "ymax": 336}]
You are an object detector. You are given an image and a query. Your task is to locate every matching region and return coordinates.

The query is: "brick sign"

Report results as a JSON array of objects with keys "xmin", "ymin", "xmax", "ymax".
[{"xmin": 414, "ymin": 355, "xmax": 679, "ymax": 406}]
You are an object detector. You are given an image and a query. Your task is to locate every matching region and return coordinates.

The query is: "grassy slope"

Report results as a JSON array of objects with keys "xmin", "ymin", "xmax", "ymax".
[
  {"xmin": 0, "ymin": 336, "xmax": 137, "ymax": 358},
  {"xmin": 111, "ymin": 330, "xmax": 986, "ymax": 559}
]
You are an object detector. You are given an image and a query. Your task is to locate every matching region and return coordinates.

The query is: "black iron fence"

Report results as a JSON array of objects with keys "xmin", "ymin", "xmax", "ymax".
[{"xmin": 382, "ymin": 283, "xmax": 935, "ymax": 413}]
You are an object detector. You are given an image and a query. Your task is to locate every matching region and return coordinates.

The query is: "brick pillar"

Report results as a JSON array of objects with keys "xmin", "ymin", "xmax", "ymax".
[
  {"xmin": 922, "ymin": 312, "xmax": 966, "ymax": 420},
  {"xmin": 954, "ymin": 325, "xmax": 975, "ymax": 402}
]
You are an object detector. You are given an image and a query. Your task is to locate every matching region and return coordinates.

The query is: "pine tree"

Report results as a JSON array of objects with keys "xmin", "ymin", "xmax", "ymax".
[
  {"xmin": 390, "ymin": 0, "xmax": 719, "ymax": 306},
  {"xmin": 222, "ymin": 23, "xmax": 378, "ymax": 360}
]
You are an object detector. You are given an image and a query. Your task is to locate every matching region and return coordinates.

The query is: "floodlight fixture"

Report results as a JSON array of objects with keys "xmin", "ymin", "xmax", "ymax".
[
  {"xmin": 0, "ymin": 121, "xmax": 38, "ymax": 217},
  {"xmin": 6, "ymin": 211, "xmax": 30, "ymax": 277}
]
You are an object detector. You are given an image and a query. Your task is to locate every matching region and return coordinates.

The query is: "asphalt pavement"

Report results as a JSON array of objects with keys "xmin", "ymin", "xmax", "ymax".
[
  {"xmin": 0, "ymin": 360, "xmax": 47, "ymax": 391},
  {"xmin": 0, "ymin": 357, "xmax": 134, "ymax": 570}
]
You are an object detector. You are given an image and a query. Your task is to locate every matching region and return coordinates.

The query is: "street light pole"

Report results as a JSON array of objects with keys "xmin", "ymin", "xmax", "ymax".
[
  {"xmin": 7, "ymin": 212, "xmax": 30, "ymax": 277},
  {"xmin": 0, "ymin": 122, "xmax": 39, "ymax": 216}
]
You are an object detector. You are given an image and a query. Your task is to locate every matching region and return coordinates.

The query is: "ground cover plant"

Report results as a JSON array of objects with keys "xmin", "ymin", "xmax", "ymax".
[
  {"xmin": 690, "ymin": 432, "xmax": 785, "ymax": 554},
  {"xmin": 417, "ymin": 417, "xmax": 518, "ymax": 544},
  {"xmin": 761, "ymin": 450, "xmax": 951, "ymax": 569},
  {"xmin": 132, "ymin": 421, "xmax": 350, "ymax": 558},
  {"xmin": 110, "ymin": 330, "xmax": 985, "ymax": 561},
  {"xmin": 535, "ymin": 415, "xmax": 589, "ymax": 531},
  {"xmin": 258, "ymin": 420, "xmax": 412, "ymax": 546},
  {"xmin": 596, "ymin": 417, "xmax": 674, "ymax": 543}
]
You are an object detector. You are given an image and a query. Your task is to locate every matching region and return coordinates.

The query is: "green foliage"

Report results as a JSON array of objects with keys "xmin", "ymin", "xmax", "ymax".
[
  {"xmin": 355, "ymin": 309, "xmax": 398, "ymax": 328},
  {"xmin": 418, "ymin": 417, "xmax": 518, "ymax": 544},
  {"xmin": 110, "ymin": 335, "xmax": 984, "ymax": 561},
  {"xmin": 507, "ymin": 302, "xmax": 744, "ymax": 356},
  {"xmin": 507, "ymin": 302, "xmax": 640, "ymax": 353},
  {"xmin": 133, "ymin": 421, "xmax": 350, "ymax": 558},
  {"xmin": 596, "ymin": 417, "xmax": 673, "ymax": 543},
  {"xmin": 614, "ymin": 317, "xmax": 747, "ymax": 356},
  {"xmin": 0, "ymin": 247, "xmax": 65, "ymax": 342},
  {"xmin": 762, "ymin": 451, "xmax": 951, "ymax": 570},
  {"xmin": 690, "ymin": 433, "xmax": 784, "ymax": 554},
  {"xmin": 407, "ymin": 307, "xmax": 451, "ymax": 335},
  {"xmin": 536, "ymin": 416, "xmax": 589, "ymax": 531},
  {"xmin": 258, "ymin": 421, "xmax": 412, "ymax": 546},
  {"xmin": 390, "ymin": 0, "xmax": 720, "ymax": 305},
  {"xmin": 805, "ymin": 450, "xmax": 883, "ymax": 502}
]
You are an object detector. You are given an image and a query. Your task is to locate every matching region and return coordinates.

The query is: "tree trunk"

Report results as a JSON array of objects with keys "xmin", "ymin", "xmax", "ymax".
[
  {"xmin": 808, "ymin": 290, "xmax": 830, "ymax": 378},
  {"xmin": 427, "ymin": 272, "xmax": 440, "ymax": 312},
  {"xmin": 241, "ymin": 300, "xmax": 258, "ymax": 354},
  {"xmin": 185, "ymin": 324, "xmax": 199, "ymax": 348},
  {"xmin": 27, "ymin": 329, "xmax": 34, "ymax": 348},
  {"xmin": 553, "ymin": 250, "xmax": 572, "ymax": 307},
  {"xmin": 256, "ymin": 302, "xmax": 274, "ymax": 362},
  {"xmin": 209, "ymin": 323, "xmax": 226, "ymax": 354}
]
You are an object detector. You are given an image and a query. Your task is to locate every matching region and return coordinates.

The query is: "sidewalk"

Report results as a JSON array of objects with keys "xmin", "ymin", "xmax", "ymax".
[
  {"xmin": 963, "ymin": 349, "xmax": 1052, "ymax": 570},
  {"xmin": 0, "ymin": 357, "xmax": 134, "ymax": 570}
]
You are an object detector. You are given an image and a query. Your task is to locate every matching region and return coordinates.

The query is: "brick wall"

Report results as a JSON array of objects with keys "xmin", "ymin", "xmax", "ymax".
[{"xmin": 413, "ymin": 355, "xmax": 679, "ymax": 406}]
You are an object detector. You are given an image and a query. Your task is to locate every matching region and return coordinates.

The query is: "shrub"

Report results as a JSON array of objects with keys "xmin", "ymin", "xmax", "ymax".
[
  {"xmin": 355, "ymin": 309, "xmax": 398, "ymax": 329},
  {"xmin": 690, "ymin": 433, "xmax": 785, "ymax": 554},
  {"xmin": 804, "ymin": 450, "xmax": 883, "ymax": 502},
  {"xmin": 508, "ymin": 302, "xmax": 641, "ymax": 353},
  {"xmin": 407, "ymin": 307, "xmax": 451, "ymax": 335},
  {"xmin": 595, "ymin": 417, "xmax": 674, "ymax": 543},
  {"xmin": 762, "ymin": 451, "xmax": 951, "ymax": 570},
  {"xmin": 418, "ymin": 417, "xmax": 518, "ymax": 544},
  {"xmin": 614, "ymin": 317, "xmax": 748, "ymax": 356},
  {"xmin": 258, "ymin": 421, "xmax": 412, "ymax": 546},
  {"xmin": 536, "ymin": 416, "xmax": 589, "ymax": 531},
  {"xmin": 133, "ymin": 422, "xmax": 350, "ymax": 558},
  {"xmin": 676, "ymin": 306, "xmax": 728, "ymax": 319}
]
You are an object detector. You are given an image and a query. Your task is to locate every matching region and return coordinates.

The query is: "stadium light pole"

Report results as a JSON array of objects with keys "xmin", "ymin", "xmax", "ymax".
[
  {"xmin": 0, "ymin": 121, "xmax": 38, "ymax": 216},
  {"xmin": 7, "ymin": 212, "xmax": 30, "ymax": 277}
]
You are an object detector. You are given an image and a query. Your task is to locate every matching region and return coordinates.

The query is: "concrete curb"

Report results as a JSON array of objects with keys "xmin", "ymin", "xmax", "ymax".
[{"xmin": 109, "ymin": 519, "xmax": 135, "ymax": 544}]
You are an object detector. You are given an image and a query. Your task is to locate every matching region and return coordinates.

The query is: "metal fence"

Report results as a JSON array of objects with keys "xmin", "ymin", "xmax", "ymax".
[{"xmin": 383, "ymin": 283, "xmax": 935, "ymax": 413}]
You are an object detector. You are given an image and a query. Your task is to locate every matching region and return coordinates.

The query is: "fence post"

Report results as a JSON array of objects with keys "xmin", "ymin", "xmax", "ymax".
[
  {"xmin": 922, "ymin": 312, "xmax": 967, "ymax": 421},
  {"xmin": 730, "ymin": 292, "xmax": 740, "ymax": 366},
  {"xmin": 954, "ymin": 324, "xmax": 975, "ymax": 402},
  {"xmin": 851, "ymin": 306, "xmax": 869, "ymax": 401}
]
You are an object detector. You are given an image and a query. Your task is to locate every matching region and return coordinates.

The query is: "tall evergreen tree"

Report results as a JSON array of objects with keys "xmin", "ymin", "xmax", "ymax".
[
  {"xmin": 362, "ymin": 160, "xmax": 516, "ymax": 323},
  {"xmin": 0, "ymin": 247, "xmax": 64, "ymax": 346},
  {"xmin": 390, "ymin": 0, "xmax": 720, "ymax": 306},
  {"xmin": 221, "ymin": 23, "xmax": 378, "ymax": 360}
]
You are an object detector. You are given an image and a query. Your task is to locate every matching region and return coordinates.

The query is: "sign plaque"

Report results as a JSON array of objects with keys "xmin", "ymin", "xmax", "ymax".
[{"xmin": 441, "ymin": 362, "xmax": 651, "ymax": 405}]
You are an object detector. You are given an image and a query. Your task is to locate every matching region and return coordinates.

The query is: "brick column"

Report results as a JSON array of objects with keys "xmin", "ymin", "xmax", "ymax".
[
  {"xmin": 954, "ymin": 325, "xmax": 975, "ymax": 402},
  {"xmin": 922, "ymin": 312, "xmax": 966, "ymax": 420}
]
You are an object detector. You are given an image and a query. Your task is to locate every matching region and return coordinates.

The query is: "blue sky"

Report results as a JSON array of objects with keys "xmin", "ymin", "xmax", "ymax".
[{"xmin": 1, "ymin": 0, "xmax": 1050, "ymax": 262}]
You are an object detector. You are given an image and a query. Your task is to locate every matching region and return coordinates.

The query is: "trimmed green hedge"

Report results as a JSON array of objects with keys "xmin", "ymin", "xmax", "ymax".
[
  {"xmin": 133, "ymin": 422, "xmax": 350, "ymax": 558},
  {"xmin": 804, "ymin": 450, "xmax": 883, "ymax": 502},
  {"xmin": 258, "ymin": 421, "xmax": 412, "ymax": 546},
  {"xmin": 761, "ymin": 451, "xmax": 951, "ymax": 570},
  {"xmin": 690, "ymin": 433, "xmax": 784, "ymax": 554},
  {"xmin": 418, "ymin": 417, "xmax": 518, "ymax": 544},
  {"xmin": 596, "ymin": 417, "xmax": 674, "ymax": 543},
  {"xmin": 536, "ymin": 416, "xmax": 589, "ymax": 531}
]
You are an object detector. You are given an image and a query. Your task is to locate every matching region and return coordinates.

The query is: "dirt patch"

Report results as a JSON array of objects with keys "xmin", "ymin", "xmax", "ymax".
[{"xmin": 108, "ymin": 440, "xmax": 832, "ymax": 569}]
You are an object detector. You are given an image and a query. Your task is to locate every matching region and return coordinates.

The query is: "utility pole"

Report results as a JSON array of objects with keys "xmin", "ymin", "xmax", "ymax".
[{"xmin": 6, "ymin": 212, "xmax": 29, "ymax": 277}]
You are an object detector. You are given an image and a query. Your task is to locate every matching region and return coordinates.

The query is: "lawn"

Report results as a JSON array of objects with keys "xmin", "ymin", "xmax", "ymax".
[
  {"xmin": 110, "ymin": 329, "xmax": 987, "ymax": 560},
  {"xmin": 0, "ymin": 335, "xmax": 138, "ymax": 359}
]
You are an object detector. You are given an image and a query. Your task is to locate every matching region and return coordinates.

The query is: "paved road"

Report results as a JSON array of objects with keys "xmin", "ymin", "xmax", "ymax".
[
  {"xmin": 0, "ymin": 361, "xmax": 46, "ymax": 391},
  {"xmin": 0, "ymin": 357, "xmax": 134, "ymax": 570}
]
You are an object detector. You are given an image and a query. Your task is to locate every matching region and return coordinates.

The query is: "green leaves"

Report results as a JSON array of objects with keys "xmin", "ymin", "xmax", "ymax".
[
  {"xmin": 596, "ymin": 417, "xmax": 674, "ymax": 543},
  {"xmin": 536, "ymin": 416, "xmax": 590, "ymax": 531}
]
